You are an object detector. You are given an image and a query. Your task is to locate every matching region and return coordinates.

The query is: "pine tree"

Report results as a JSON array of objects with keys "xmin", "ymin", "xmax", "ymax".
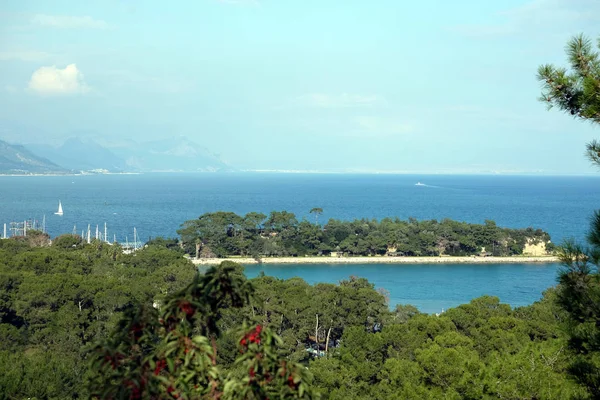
[
  {"xmin": 537, "ymin": 34, "xmax": 600, "ymax": 166},
  {"xmin": 539, "ymin": 33, "xmax": 600, "ymax": 398}
]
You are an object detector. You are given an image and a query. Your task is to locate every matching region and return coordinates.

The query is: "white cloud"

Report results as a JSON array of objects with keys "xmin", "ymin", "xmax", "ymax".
[
  {"xmin": 28, "ymin": 64, "xmax": 89, "ymax": 95},
  {"xmin": 294, "ymin": 93, "xmax": 384, "ymax": 108},
  {"xmin": 0, "ymin": 50, "xmax": 51, "ymax": 62},
  {"xmin": 31, "ymin": 14, "xmax": 109, "ymax": 29}
]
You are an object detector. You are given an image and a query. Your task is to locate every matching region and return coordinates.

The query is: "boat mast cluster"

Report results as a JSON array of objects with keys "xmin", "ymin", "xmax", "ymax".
[{"xmin": 2, "ymin": 201, "xmax": 143, "ymax": 251}]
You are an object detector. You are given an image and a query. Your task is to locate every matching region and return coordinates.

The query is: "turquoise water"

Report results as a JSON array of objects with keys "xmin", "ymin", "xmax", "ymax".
[
  {"xmin": 0, "ymin": 173, "xmax": 595, "ymax": 311},
  {"xmin": 241, "ymin": 263, "xmax": 561, "ymax": 314}
]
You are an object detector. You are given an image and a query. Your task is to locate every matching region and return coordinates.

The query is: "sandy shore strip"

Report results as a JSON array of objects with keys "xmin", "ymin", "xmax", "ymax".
[{"xmin": 192, "ymin": 255, "xmax": 560, "ymax": 266}]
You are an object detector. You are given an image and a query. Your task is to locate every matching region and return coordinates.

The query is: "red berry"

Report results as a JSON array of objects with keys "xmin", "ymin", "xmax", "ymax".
[
  {"xmin": 179, "ymin": 301, "xmax": 195, "ymax": 317},
  {"xmin": 288, "ymin": 375, "xmax": 297, "ymax": 388}
]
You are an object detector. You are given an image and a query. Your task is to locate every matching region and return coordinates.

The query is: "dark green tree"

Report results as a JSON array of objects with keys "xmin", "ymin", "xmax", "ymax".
[
  {"xmin": 309, "ymin": 208, "xmax": 323, "ymax": 226},
  {"xmin": 554, "ymin": 238, "xmax": 600, "ymax": 397}
]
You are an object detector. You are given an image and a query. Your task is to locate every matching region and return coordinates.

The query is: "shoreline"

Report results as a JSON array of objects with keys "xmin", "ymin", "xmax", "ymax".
[
  {"xmin": 0, "ymin": 172, "xmax": 142, "ymax": 177},
  {"xmin": 192, "ymin": 255, "xmax": 561, "ymax": 266}
]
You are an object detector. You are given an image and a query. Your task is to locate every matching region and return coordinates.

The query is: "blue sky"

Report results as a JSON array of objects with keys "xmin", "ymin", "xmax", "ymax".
[{"xmin": 1, "ymin": 0, "xmax": 599, "ymax": 174}]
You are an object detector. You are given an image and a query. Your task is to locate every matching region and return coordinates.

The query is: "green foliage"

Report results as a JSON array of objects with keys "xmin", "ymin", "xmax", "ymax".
[
  {"xmin": 52, "ymin": 233, "xmax": 84, "ymax": 249},
  {"xmin": 309, "ymin": 208, "xmax": 324, "ymax": 225},
  {"xmin": 311, "ymin": 292, "xmax": 587, "ymax": 400},
  {"xmin": 88, "ymin": 263, "xmax": 319, "ymax": 399},
  {"xmin": 539, "ymin": 32, "xmax": 600, "ymax": 398},
  {"xmin": 0, "ymin": 236, "xmax": 196, "ymax": 399},
  {"xmin": 146, "ymin": 236, "xmax": 185, "ymax": 254},
  {"xmin": 388, "ymin": 304, "xmax": 420, "ymax": 324},
  {"xmin": 179, "ymin": 212, "xmax": 552, "ymax": 258},
  {"xmin": 554, "ymin": 235, "xmax": 600, "ymax": 397},
  {"xmin": 0, "ymin": 228, "xmax": 593, "ymax": 399}
]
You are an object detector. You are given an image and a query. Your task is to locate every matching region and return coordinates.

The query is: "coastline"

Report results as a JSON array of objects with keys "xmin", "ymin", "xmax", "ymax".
[
  {"xmin": 192, "ymin": 255, "xmax": 561, "ymax": 266},
  {"xmin": 0, "ymin": 172, "xmax": 142, "ymax": 177}
]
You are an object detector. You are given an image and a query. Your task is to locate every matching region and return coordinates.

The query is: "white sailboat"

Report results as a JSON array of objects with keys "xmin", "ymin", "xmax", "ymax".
[{"xmin": 54, "ymin": 200, "xmax": 64, "ymax": 216}]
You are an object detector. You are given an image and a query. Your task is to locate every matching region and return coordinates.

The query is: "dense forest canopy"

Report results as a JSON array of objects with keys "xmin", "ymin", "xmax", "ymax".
[
  {"xmin": 0, "ymin": 235, "xmax": 591, "ymax": 399},
  {"xmin": 0, "ymin": 234, "xmax": 197, "ymax": 398},
  {"xmin": 178, "ymin": 211, "xmax": 553, "ymax": 259}
]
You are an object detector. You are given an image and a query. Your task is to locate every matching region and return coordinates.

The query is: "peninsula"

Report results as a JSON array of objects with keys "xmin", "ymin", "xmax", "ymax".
[{"xmin": 178, "ymin": 211, "xmax": 555, "ymax": 262}]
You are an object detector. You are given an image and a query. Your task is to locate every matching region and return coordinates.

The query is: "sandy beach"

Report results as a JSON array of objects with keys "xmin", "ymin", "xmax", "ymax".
[{"xmin": 191, "ymin": 255, "xmax": 560, "ymax": 266}]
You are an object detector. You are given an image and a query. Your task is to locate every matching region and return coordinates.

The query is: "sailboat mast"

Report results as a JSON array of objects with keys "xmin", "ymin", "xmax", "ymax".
[
  {"xmin": 87, "ymin": 224, "xmax": 91, "ymax": 244},
  {"xmin": 42, "ymin": 215, "xmax": 46, "ymax": 233},
  {"xmin": 3, "ymin": 223, "xmax": 6, "ymax": 239},
  {"xmin": 104, "ymin": 223, "xmax": 107, "ymax": 243}
]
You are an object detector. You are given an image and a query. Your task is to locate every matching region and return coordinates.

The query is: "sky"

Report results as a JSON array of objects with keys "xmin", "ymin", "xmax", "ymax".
[{"xmin": 1, "ymin": 0, "xmax": 600, "ymax": 174}]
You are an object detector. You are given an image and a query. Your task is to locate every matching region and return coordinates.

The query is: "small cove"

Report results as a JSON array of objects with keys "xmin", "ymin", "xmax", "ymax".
[{"xmin": 237, "ymin": 262, "xmax": 562, "ymax": 314}]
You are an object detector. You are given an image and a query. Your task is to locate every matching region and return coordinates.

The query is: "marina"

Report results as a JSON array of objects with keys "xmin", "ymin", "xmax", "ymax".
[{"xmin": 1, "ymin": 204, "xmax": 144, "ymax": 250}]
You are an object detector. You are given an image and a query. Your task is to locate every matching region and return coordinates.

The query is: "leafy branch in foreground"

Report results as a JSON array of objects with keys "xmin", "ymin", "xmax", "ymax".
[{"xmin": 87, "ymin": 262, "xmax": 319, "ymax": 399}]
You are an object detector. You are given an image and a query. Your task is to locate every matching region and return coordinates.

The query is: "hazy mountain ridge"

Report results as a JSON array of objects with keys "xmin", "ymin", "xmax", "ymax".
[
  {"xmin": 27, "ymin": 138, "xmax": 130, "ymax": 172},
  {"xmin": 18, "ymin": 136, "xmax": 232, "ymax": 173},
  {"xmin": 0, "ymin": 140, "xmax": 69, "ymax": 174},
  {"xmin": 109, "ymin": 137, "xmax": 232, "ymax": 172}
]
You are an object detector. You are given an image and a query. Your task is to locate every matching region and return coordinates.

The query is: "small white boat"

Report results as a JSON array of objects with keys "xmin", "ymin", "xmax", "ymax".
[
  {"xmin": 54, "ymin": 200, "xmax": 63, "ymax": 216},
  {"xmin": 415, "ymin": 182, "xmax": 425, "ymax": 186}
]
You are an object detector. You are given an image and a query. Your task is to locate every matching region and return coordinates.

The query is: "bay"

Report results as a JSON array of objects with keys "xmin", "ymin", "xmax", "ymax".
[
  {"xmin": 0, "ymin": 173, "xmax": 596, "ymax": 312},
  {"xmin": 241, "ymin": 263, "xmax": 561, "ymax": 314}
]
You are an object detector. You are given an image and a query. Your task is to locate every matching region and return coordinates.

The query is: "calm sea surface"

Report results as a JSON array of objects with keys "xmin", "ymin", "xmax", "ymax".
[
  {"xmin": 242, "ymin": 263, "xmax": 561, "ymax": 314},
  {"xmin": 1, "ymin": 173, "xmax": 598, "ymax": 312}
]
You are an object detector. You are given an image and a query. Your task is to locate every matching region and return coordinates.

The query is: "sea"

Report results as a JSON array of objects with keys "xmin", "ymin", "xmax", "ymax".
[{"xmin": 1, "ymin": 173, "xmax": 599, "ymax": 313}]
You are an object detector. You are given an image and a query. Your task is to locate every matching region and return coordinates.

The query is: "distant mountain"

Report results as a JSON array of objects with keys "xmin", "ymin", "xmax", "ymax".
[
  {"xmin": 27, "ymin": 138, "xmax": 129, "ymax": 172},
  {"xmin": 0, "ymin": 140, "xmax": 69, "ymax": 174},
  {"xmin": 110, "ymin": 136, "xmax": 231, "ymax": 172},
  {"xmin": 18, "ymin": 135, "xmax": 231, "ymax": 173}
]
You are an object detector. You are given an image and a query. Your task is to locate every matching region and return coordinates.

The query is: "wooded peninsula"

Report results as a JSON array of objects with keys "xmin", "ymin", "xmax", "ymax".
[{"xmin": 177, "ymin": 211, "xmax": 554, "ymax": 260}]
